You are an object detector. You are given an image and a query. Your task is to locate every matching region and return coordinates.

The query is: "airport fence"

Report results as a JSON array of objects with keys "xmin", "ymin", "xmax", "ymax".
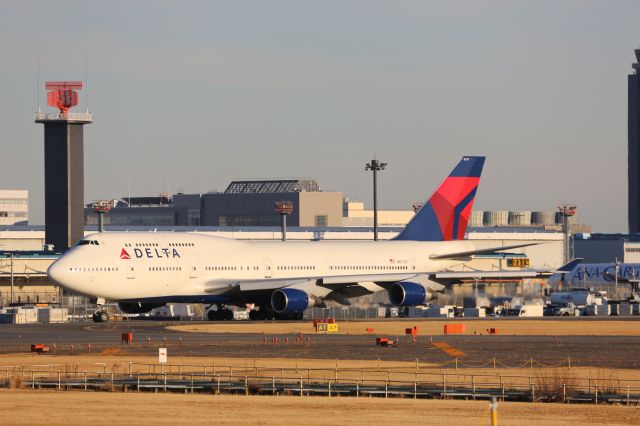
[{"xmin": 2, "ymin": 362, "xmax": 640, "ymax": 405}]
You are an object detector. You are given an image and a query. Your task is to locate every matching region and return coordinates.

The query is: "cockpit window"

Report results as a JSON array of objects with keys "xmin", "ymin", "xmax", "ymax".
[{"xmin": 78, "ymin": 240, "xmax": 99, "ymax": 246}]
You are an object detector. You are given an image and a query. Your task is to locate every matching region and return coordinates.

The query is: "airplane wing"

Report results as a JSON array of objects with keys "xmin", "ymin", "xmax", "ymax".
[
  {"xmin": 204, "ymin": 273, "xmax": 417, "ymax": 294},
  {"xmin": 204, "ymin": 278, "xmax": 316, "ymax": 294}
]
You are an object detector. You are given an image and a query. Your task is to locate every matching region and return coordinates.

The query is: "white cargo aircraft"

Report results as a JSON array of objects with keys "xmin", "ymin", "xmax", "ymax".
[{"xmin": 47, "ymin": 156, "xmax": 545, "ymax": 322}]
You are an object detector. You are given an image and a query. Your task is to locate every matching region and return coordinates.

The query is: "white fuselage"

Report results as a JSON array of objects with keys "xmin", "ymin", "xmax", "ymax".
[{"xmin": 47, "ymin": 232, "xmax": 473, "ymax": 303}]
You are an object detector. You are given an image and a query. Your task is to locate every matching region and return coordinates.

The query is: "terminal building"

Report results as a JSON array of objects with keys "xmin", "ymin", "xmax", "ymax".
[
  {"xmin": 84, "ymin": 194, "xmax": 202, "ymax": 227},
  {"xmin": 84, "ymin": 179, "xmax": 345, "ymax": 228},
  {"xmin": 574, "ymin": 233, "xmax": 640, "ymax": 263},
  {"xmin": 83, "ymin": 178, "xmax": 591, "ymax": 233},
  {"xmin": 0, "ymin": 190, "xmax": 28, "ymax": 226},
  {"xmin": 201, "ymin": 179, "xmax": 342, "ymax": 227}
]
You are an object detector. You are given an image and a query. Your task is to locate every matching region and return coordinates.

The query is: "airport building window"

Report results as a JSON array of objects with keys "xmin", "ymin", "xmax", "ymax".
[{"xmin": 314, "ymin": 215, "xmax": 328, "ymax": 227}]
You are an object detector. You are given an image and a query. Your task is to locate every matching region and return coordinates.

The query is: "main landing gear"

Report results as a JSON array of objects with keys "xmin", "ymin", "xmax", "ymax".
[
  {"xmin": 205, "ymin": 304, "xmax": 304, "ymax": 321},
  {"xmin": 248, "ymin": 306, "xmax": 303, "ymax": 321},
  {"xmin": 206, "ymin": 305, "xmax": 234, "ymax": 321}
]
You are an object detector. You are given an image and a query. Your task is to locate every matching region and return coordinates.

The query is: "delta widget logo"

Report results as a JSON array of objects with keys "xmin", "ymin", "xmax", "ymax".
[{"xmin": 119, "ymin": 247, "xmax": 180, "ymax": 260}]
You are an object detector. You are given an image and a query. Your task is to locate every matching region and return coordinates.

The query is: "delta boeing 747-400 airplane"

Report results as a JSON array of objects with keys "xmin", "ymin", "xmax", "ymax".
[{"xmin": 48, "ymin": 156, "xmax": 547, "ymax": 322}]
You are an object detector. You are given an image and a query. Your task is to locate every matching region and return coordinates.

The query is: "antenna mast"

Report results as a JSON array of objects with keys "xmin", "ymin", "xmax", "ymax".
[
  {"xmin": 36, "ymin": 55, "xmax": 41, "ymax": 113},
  {"xmin": 84, "ymin": 53, "xmax": 89, "ymax": 112}
]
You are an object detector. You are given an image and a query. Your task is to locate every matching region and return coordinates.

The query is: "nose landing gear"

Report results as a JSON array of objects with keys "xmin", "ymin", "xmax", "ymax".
[
  {"xmin": 92, "ymin": 298, "xmax": 110, "ymax": 323},
  {"xmin": 92, "ymin": 310, "xmax": 110, "ymax": 323}
]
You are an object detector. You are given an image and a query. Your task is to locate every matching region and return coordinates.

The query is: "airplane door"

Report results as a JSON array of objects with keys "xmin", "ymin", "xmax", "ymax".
[
  {"xmin": 410, "ymin": 258, "xmax": 417, "ymax": 272},
  {"xmin": 127, "ymin": 265, "xmax": 135, "ymax": 279},
  {"xmin": 263, "ymin": 259, "xmax": 272, "ymax": 278},
  {"xmin": 189, "ymin": 256, "xmax": 198, "ymax": 278}
]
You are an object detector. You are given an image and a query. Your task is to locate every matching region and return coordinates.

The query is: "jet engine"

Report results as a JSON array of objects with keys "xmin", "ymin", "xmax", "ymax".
[
  {"xmin": 270, "ymin": 288, "xmax": 312, "ymax": 314},
  {"xmin": 388, "ymin": 282, "xmax": 432, "ymax": 306},
  {"xmin": 118, "ymin": 302, "xmax": 165, "ymax": 314}
]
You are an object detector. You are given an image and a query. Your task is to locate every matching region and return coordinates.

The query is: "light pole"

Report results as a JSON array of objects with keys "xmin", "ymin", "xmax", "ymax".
[
  {"xmin": 365, "ymin": 159, "xmax": 387, "ymax": 241},
  {"xmin": 275, "ymin": 201, "xmax": 294, "ymax": 241},
  {"xmin": 10, "ymin": 252, "xmax": 13, "ymax": 305},
  {"xmin": 93, "ymin": 200, "xmax": 112, "ymax": 232}
]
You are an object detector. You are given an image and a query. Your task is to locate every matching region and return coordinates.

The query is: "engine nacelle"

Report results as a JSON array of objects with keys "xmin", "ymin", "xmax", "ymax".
[
  {"xmin": 271, "ymin": 288, "xmax": 311, "ymax": 314},
  {"xmin": 388, "ymin": 282, "xmax": 429, "ymax": 306},
  {"xmin": 118, "ymin": 302, "xmax": 165, "ymax": 314}
]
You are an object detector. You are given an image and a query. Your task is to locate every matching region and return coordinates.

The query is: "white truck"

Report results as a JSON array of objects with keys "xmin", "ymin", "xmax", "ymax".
[{"xmin": 511, "ymin": 304, "xmax": 544, "ymax": 317}]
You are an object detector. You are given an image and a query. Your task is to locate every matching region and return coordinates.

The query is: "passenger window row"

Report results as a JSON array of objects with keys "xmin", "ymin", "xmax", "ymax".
[
  {"xmin": 69, "ymin": 267, "xmax": 118, "ymax": 272},
  {"xmin": 204, "ymin": 266, "xmax": 260, "ymax": 271},
  {"xmin": 277, "ymin": 265, "xmax": 316, "ymax": 271},
  {"xmin": 329, "ymin": 265, "xmax": 407, "ymax": 271}
]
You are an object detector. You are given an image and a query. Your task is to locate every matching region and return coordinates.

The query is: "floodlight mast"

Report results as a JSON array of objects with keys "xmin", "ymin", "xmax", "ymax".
[
  {"xmin": 275, "ymin": 201, "xmax": 294, "ymax": 241},
  {"xmin": 365, "ymin": 159, "xmax": 387, "ymax": 241},
  {"xmin": 93, "ymin": 201, "xmax": 113, "ymax": 233}
]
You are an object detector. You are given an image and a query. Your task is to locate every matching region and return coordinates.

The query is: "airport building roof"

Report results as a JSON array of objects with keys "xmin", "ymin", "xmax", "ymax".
[
  {"xmin": 223, "ymin": 179, "xmax": 320, "ymax": 194},
  {"xmin": 0, "ymin": 225, "xmax": 561, "ymax": 234}
]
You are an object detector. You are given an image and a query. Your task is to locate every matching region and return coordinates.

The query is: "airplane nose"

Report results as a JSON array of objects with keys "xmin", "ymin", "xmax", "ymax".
[{"xmin": 47, "ymin": 260, "xmax": 66, "ymax": 287}]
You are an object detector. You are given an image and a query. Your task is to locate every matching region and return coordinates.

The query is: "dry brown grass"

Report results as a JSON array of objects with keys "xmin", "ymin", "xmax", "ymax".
[
  {"xmin": 2, "ymin": 353, "xmax": 640, "ymax": 392},
  {"xmin": 591, "ymin": 368, "xmax": 623, "ymax": 395},
  {"xmin": 167, "ymin": 319, "xmax": 640, "ymax": 336},
  {"xmin": 533, "ymin": 368, "xmax": 577, "ymax": 402},
  {"xmin": 1, "ymin": 389, "xmax": 639, "ymax": 425}
]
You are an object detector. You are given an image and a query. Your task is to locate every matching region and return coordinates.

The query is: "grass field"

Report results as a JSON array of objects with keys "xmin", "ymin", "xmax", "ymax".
[
  {"xmin": 3, "ymin": 353, "xmax": 640, "ymax": 386},
  {"xmin": 1, "ymin": 389, "xmax": 639, "ymax": 425},
  {"xmin": 167, "ymin": 319, "xmax": 640, "ymax": 336}
]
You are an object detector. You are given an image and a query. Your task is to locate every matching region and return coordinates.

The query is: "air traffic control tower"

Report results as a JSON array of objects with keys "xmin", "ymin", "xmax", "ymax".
[
  {"xmin": 629, "ymin": 49, "xmax": 640, "ymax": 233},
  {"xmin": 35, "ymin": 82, "xmax": 92, "ymax": 251}
]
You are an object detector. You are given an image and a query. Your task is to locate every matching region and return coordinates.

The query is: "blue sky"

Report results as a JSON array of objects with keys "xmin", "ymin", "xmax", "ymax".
[{"xmin": 1, "ymin": 1, "xmax": 639, "ymax": 231}]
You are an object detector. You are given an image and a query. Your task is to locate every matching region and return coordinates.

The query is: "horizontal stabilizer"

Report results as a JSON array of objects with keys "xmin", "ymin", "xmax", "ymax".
[
  {"xmin": 434, "ymin": 270, "xmax": 542, "ymax": 280},
  {"xmin": 429, "ymin": 243, "xmax": 539, "ymax": 260}
]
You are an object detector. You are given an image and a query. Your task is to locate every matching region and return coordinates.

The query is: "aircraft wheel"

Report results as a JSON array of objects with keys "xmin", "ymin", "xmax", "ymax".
[
  {"xmin": 221, "ymin": 309, "xmax": 234, "ymax": 321},
  {"xmin": 249, "ymin": 310, "xmax": 258, "ymax": 321},
  {"xmin": 207, "ymin": 310, "xmax": 218, "ymax": 321},
  {"xmin": 93, "ymin": 311, "xmax": 109, "ymax": 323}
]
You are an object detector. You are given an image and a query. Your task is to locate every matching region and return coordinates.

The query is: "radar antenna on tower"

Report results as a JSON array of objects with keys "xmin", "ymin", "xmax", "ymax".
[{"xmin": 45, "ymin": 81, "xmax": 83, "ymax": 117}]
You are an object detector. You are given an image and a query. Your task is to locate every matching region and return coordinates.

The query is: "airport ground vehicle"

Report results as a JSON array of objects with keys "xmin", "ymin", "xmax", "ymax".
[{"xmin": 553, "ymin": 303, "xmax": 579, "ymax": 316}]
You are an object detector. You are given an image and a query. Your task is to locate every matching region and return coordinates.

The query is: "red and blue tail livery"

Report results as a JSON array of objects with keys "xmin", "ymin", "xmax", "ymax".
[{"xmin": 394, "ymin": 156, "xmax": 485, "ymax": 242}]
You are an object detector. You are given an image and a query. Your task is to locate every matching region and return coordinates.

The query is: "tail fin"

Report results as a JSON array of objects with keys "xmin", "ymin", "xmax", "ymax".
[
  {"xmin": 556, "ymin": 258, "xmax": 583, "ymax": 273},
  {"xmin": 393, "ymin": 156, "xmax": 485, "ymax": 241}
]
